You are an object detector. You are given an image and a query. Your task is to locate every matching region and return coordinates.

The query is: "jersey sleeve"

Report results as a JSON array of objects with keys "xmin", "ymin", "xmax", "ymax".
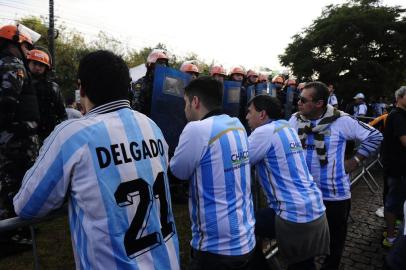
[
  {"xmin": 338, "ymin": 116, "xmax": 383, "ymax": 158},
  {"xmin": 248, "ymin": 125, "xmax": 272, "ymax": 165},
  {"xmin": 170, "ymin": 122, "xmax": 205, "ymax": 180},
  {"xmin": 13, "ymin": 126, "xmax": 75, "ymax": 219}
]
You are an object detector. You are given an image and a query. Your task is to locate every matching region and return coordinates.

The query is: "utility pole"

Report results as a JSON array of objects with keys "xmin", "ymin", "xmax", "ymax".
[{"xmin": 48, "ymin": 0, "xmax": 55, "ymax": 72}]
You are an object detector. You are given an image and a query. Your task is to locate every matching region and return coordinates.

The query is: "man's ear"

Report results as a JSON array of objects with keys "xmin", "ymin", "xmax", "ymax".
[
  {"xmin": 79, "ymin": 81, "xmax": 86, "ymax": 98},
  {"xmin": 259, "ymin": 110, "xmax": 267, "ymax": 120},
  {"xmin": 192, "ymin": 95, "xmax": 200, "ymax": 109}
]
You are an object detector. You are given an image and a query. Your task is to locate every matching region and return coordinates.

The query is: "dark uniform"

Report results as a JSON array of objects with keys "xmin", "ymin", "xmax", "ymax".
[
  {"xmin": 131, "ymin": 74, "xmax": 154, "ymax": 116},
  {"xmin": 0, "ymin": 51, "xmax": 40, "ymax": 219},
  {"xmin": 32, "ymin": 77, "xmax": 67, "ymax": 143}
]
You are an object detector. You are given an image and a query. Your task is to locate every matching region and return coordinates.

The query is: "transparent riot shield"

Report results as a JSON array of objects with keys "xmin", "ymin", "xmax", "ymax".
[{"xmin": 223, "ymin": 80, "xmax": 241, "ymax": 117}]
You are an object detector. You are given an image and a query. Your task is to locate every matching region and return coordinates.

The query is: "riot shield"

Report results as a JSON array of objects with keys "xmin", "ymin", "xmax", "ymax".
[
  {"xmin": 269, "ymin": 83, "xmax": 278, "ymax": 98},
  {"xmin": 223, "ymin": 80, "xmax": 241, "ymax": 117},
  {"xmin": 246, "ymin": 85, "xmax": 255, "ymax": 103},
  {"xmin": 151, "ymin": 65, "xmax": 191, "ymax": 154},
  {"xmin": 255, "ymin": 82, "xmax": 268, "ymax": 95}
]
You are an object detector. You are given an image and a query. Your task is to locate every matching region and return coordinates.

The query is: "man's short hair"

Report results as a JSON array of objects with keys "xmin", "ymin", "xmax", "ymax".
[
  {"xmin": 395, "ymin": 86, "xmax": 406, "ymax": 100},
  {"xmin": 184, "ymin": 76, "xmax": 223, "ymax": 111},
  {"xmin": 78, "ymin": 50, "xmax": 130, "ymax": 106},
  {"xmin": 248, "ymin": 94, "xmax": 282, "ymax": 119},
  {"xmin": 304, "ymin": 81, "xmax": 329, "ymax": 107}
]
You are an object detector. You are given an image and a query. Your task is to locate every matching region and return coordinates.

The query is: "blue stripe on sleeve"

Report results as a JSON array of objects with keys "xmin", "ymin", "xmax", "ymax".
[{"xmin": 19, "ymin": 125, "xmax": 95, "ymax": 217}]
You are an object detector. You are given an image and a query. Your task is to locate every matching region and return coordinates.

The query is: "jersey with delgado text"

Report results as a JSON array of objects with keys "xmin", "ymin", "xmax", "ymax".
[{"xmin": 14, "ymin": 100, "xmax": 179, "ymax": 270}]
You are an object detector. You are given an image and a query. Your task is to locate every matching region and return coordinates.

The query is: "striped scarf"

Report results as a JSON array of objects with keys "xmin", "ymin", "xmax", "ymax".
[{"xmin": 295, "ymin": 104, "xmax": 347, "ymax": 166}]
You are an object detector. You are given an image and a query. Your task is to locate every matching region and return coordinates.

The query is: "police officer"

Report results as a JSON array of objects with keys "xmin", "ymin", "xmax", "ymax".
[
  {"xmin": 27, "ymin": 49, "xmax": 67, "ymax": 143},
  {"xmin": 244, "ymin": 69, "xmax": 258, "ymax": 88},
  {"xmin": 132, "ymin": 49, "xmax": 169, "ymax": 116},
  {"xmin": 0, "ymin": 24, "xmax": 39, "ymax": 245},
  {"xmin": 229, "ymin": 66, "xmax": 249, "ymax": 131},
  {"xmin": 180, "ymin": 60, "xmax": 199, "ymax": 80},
  {"xmin": 210, "ymin": 64, "xmax": 227, "ymax": 82}
]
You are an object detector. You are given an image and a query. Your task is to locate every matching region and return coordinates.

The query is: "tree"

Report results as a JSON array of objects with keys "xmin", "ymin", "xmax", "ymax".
[{"xmin": 279, "ymin": 0, "xmax": 406, "ymax": 101}]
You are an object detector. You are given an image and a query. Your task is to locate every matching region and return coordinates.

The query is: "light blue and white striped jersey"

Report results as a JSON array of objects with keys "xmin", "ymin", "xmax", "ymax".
[
  {"xmin": 289, "ymin": 114, "xmax": 383, "ymax": 201},
  {"xmin": 14, "ymin": 100, "xmax": 179, "ymax": 270},
  {"xmin": 170, "ymin": 113, "xmax": 256, "ymax": 256},
  {"xmin": 248, "ymin": 120, "xmax": 325, "ymax": 223}
]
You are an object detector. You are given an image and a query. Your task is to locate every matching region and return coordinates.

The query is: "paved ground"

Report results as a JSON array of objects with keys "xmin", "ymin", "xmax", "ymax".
[{"xmin": 340, "ymin": 169, "xmax": 387, "ymax": 270}]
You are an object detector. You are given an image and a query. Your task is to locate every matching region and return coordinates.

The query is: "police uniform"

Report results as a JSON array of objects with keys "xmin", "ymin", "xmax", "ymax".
[
  {"xmin": 132, "ymin": 75, "xmax": 153, "ymax": 116},
  {"xmin": 32, "ymin": 77, "xmax": 67, "ymax": 143},
  {"xmin": 0, "ymin": 51, "xmax": 40, "ymax": 219}
]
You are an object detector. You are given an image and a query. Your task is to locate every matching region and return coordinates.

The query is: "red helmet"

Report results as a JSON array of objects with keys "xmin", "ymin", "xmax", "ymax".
[
  {"xmin": 27, "ymin": 49, "xmax": 51, "ymax": 68},
  {"xmin": 0, "ymin": 24, "xmax": 32, "ymax": 45},
  {"xmin": 258, "ymin": 74, "xmax": 268, "ymax": 82},
  {"xmin": 272, "ymin": 75, "xmax": 284, "ymax": 84},
  {"xmin": 229, "ymin": 66, "xmax": 245, "ymax": 76},
  {"xmin": 180, "ymin": 62, "xmax": 199, "ymax": 74},
  {"xmin": 246, "ymin": 69, "xmax": 258, "ymax": 78},
  {"xmin": 210, "ymin": 65, "xmax": 226, "ymax": 76},
  {"xmin": 285, "ymin": 78, "xmax": 296, "ymax": 86},
  {"xmin": 146, "ymin": 49, "xmax": 169, "ymax": 66}
]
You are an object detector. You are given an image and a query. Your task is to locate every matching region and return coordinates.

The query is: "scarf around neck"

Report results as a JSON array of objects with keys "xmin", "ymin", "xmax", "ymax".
[{"xmin": 295, "ymin": 104, "xmax": 347, "ymax": 166}]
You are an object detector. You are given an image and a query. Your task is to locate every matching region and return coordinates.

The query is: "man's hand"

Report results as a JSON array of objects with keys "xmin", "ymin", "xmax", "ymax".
[{"xmin": 344, "ymin": 158, "xmax": 359, "ymax": 174}]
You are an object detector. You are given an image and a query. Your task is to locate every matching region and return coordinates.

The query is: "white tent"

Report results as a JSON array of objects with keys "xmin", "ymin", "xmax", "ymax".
[{"xmin": 129, "ymin": 64, "xmax": 147, "ymax": 82}]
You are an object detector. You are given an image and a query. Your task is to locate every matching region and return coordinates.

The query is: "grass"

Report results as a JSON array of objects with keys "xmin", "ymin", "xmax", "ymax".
[
  {"xmin": 0, "ymin": 203, "xmax": 191, "ymax": 270},
  {"xmin": 0, "ymin": 184, "xmax": 266, "ymax": 269}
]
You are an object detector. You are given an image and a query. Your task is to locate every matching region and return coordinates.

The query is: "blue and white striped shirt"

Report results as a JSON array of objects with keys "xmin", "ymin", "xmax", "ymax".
[
  {"xmin": 249, "ymin": 120, "xmax": 325, "ymax": 223},
  {"xmin": 170, "ymin": 114, "xmax": 256, "ymax": 256},
  {"xmin": 289, "ymin": 114, "xmax": 383, "ymax": 201},
  {"xmin": 14, "ymin": 100, "xmax": 179, "ymax": 270}
]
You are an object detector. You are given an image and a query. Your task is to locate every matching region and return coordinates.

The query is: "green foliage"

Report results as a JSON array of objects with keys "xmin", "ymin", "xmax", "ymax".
[{"xmin": 279, "ymin": 0, "xmax": 406, "ymax": 100}]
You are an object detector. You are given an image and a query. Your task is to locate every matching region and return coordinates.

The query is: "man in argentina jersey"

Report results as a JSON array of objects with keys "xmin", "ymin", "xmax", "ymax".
[
  {"xmin": 289, "ymin": 82, "xmax": 382, "ymax": 270},
  {"xmin": 13, "ymin": 51, "xmax": 179, "ymax": 270},
  {"xmin": 246, "ymin": 95, "xmax": 329, "ymax": 270},
  {"xmin": 170, "ymin": 76, "xmax": 256, "ymax": 270}
]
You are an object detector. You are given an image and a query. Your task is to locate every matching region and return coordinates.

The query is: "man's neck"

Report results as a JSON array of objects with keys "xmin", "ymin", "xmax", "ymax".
[
  {"xmin": 307, "ymin": 107, "xmax": 327, "ymax": 120},
  {"xmin": 200, "ymin": 108, "xmax": 222, "ymax": 120}
]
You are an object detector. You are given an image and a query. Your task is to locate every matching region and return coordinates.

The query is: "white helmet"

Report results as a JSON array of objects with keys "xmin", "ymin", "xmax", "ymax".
[{"xmin": 353, "ymin": 93, "xmax": 365, "ymax": 99}]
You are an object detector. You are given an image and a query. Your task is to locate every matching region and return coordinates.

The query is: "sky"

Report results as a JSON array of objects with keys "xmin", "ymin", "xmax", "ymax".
[{"xmin": 0, "ymin": 0, "xmax": 405, "ymax": 71}]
